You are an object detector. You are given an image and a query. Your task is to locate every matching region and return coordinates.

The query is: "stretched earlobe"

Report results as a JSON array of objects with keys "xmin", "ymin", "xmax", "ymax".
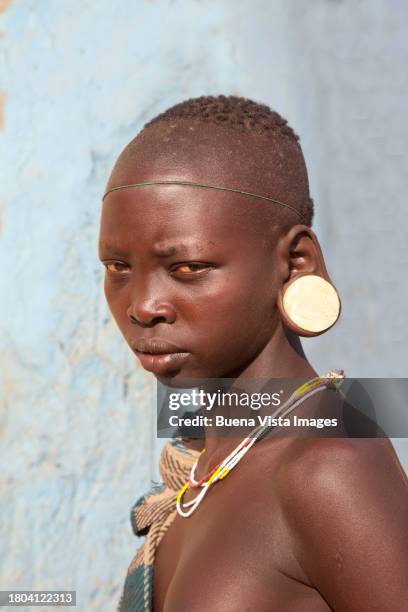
[{"xmin": 277, "ymin": 274, "xmax": 341, "ymax": 337}]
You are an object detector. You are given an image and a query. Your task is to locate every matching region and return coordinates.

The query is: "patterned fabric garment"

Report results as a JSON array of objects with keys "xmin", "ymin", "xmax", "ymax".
[{"xmin": 117, "ymin": 438, "xmax": 201, "ymax": 612}]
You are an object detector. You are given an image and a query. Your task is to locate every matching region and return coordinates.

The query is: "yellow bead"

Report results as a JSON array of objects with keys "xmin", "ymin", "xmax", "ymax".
[{"xmin": 177, "ymin": 482, "xmax": 189, "ymax": 504}]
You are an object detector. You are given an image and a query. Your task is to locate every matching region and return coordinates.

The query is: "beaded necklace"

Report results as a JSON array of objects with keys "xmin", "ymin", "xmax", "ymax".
[{"xmin": 176, "ymin": 370, "xmax": 345, "ymax": 517}]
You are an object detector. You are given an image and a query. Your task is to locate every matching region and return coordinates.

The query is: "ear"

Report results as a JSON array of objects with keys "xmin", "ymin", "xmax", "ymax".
[
  {"xmin": 275, "ymin": 225, "xmax": 341, "ymax": 337},
  {"xmin": 275, "ymin": 224, "xmax": 331, "ymax": 282}
]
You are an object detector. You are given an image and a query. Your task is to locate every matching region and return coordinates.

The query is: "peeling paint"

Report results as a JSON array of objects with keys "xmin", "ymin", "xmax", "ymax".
[
  {"xmin": 0, "ymin": 0, "xmax": 13, "ymax": 36},
  {"xmin": 0, "ymin": 0, "xmax": 13, "ymax": 14}
]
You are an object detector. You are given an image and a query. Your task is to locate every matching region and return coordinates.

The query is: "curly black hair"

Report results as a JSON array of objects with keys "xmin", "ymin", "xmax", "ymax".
[{"xmin": 143, "ymin": 94, "xmax": 300, "ymax": 141}]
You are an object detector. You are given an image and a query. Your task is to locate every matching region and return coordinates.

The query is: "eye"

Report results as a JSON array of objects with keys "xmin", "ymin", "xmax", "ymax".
[
  {"xmin": 103, "ymin": 261, "xmax": 130, "ymax": 274},
  {"xmin": 171, "ymin": 262, "xmax": 213, "ymax": 277}
]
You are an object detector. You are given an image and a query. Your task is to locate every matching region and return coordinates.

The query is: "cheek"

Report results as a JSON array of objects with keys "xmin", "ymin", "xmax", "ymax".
[
  {"xmin": 104, "ymin": 280, "xmax": 128, "ymax": 325},
  {"xmin": 104, "ymin": 278, "xmax": 117, "ymax": 309},
  {"xmin": 189, "ymin": 269, "xmax": 278, "ymax": 338}
]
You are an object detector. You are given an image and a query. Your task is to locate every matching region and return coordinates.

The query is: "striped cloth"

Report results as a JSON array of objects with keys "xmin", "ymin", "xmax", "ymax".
[{"xmin": 117, "ymin": 438, "xmax": 200, "ymax": 611}]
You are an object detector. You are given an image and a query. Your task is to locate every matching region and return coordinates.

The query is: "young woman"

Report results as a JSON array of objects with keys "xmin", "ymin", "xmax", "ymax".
[{"xmin": 98, "ymin": 95, "xmax": 408, "ymax": 611}]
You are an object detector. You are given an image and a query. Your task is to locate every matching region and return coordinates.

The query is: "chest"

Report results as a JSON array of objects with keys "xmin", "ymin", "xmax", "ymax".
[{"xmin": 152, "ymin": 467, "xmax": 322, "ymax": 612}]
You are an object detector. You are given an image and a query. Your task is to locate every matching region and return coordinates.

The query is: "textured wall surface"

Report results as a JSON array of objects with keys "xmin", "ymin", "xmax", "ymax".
[{"xmin": 1, "ymin": 1, "xmax": 407, "ymax": 610}]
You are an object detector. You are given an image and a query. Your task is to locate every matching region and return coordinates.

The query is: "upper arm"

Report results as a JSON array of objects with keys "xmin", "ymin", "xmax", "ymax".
[{"xmin": 280, "ymin": 438, "xmax": 408, "ymax": 612}]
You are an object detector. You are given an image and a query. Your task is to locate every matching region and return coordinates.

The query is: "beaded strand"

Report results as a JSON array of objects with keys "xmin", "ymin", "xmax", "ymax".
[{"xmin": 177, "ymin": 370, "xmax": 345, "ymax": 517}]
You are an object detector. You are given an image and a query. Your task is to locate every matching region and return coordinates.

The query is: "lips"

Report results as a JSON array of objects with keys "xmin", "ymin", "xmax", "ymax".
[
  {"xmin": 131, "ymin": 338, "xmax": 190, "ymax": 375},
  {"xmin": 131, "ymin": 338, "xmax": 186, "ymax": 355}
]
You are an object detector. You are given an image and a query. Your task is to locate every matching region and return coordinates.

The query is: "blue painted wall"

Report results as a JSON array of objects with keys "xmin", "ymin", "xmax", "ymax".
[{"xmin": 1, "ymin": 1, "xmax": 407, "ymax": 609}]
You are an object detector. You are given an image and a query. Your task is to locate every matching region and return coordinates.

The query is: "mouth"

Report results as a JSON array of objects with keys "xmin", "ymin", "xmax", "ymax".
[{"xmin": 130, "ymin": 338, "xmax": 190, "ymax": 375}]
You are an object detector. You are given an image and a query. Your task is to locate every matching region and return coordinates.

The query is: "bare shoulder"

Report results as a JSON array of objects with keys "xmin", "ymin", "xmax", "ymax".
[
  {"xmin": 272, "ymin": 437, "xmax": 408, "ymax": 611},
  {"xmin": 275, "ymin": 436, "xmax": 408, "ymax": 525},
  {"xmin": 277, "ymin": 436, "xmax": 407, "ymax": 495}
]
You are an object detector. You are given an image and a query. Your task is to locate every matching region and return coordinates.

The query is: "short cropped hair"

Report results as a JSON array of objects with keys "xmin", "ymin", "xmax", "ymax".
[
  {"xmin": 144, "ymin": 94, "xmax": 299, "ymax": 140},
  {"xmin": 112, "ymin": 95, "xmax": 314, "ymax": 226}
]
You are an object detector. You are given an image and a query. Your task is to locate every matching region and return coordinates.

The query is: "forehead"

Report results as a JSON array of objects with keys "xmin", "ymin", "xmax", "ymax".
[
  {"xmin": 106, "ymin": 120, "xmax": 284, "ymax": 198},
  {"xmin": 98, "ymin": 184, "xmax": 275, "ymax": 253}
]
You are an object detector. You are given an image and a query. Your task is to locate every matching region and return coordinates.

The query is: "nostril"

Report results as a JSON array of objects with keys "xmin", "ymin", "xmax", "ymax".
[
  {"xmin": 129, "ymin": 313, "xmax": 168, "ymax": 327},
  {"xmin": 127, "ymin": 292, "xmax": 176, "ymax": 326}
]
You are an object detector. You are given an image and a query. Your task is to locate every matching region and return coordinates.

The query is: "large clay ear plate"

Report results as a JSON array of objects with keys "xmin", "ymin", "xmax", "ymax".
[{"xmin": 282, "ymin": 275, "xmax": 341, "ymax": 336}]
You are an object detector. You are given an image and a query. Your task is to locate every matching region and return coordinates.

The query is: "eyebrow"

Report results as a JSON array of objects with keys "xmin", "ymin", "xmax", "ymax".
[
  {"xmin": 152, "ymin": 241, "xmax": 210, "ymax": 258},
  {"xmin": 99, "ymin": 240, "xmax": 214, "ymax": 259},
  {"xmin": 98, "ymin": 242, "xmax": 130, "ymax": 258},
  {"xmin": 153, "ymin": 244, "xmax": 182, "ymax": 257}
]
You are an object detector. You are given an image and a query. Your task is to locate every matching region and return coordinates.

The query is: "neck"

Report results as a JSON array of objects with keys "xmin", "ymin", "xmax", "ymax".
[{"xmin": 187, "ymin": 323, "xmax": 318, "ymax": 460}]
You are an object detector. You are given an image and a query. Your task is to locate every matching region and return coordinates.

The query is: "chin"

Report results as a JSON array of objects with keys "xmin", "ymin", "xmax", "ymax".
[
  {"xmin": 155, "ymin": 371, "xmax": 209, "ymax": 389},
  {"xmin": 154, "ymin": 364, "xmax": 235, "ymax": 388}
]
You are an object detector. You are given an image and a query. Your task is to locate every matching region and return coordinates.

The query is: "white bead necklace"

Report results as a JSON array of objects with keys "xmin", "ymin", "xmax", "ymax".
[{"xmin": 176, "ymin": 370, "xmax": 345, "ymax": 517}]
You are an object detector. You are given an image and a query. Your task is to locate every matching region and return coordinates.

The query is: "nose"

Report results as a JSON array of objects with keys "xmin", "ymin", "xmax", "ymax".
[{"xmin": 126, "ymin": 283, "xmax": 176, "ymax": 327}]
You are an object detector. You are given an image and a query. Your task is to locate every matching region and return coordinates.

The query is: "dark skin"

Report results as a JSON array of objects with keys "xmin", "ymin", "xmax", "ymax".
[{"xmin": 99, "ymin": 123, "xmax": 408, "ymax": 611}]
